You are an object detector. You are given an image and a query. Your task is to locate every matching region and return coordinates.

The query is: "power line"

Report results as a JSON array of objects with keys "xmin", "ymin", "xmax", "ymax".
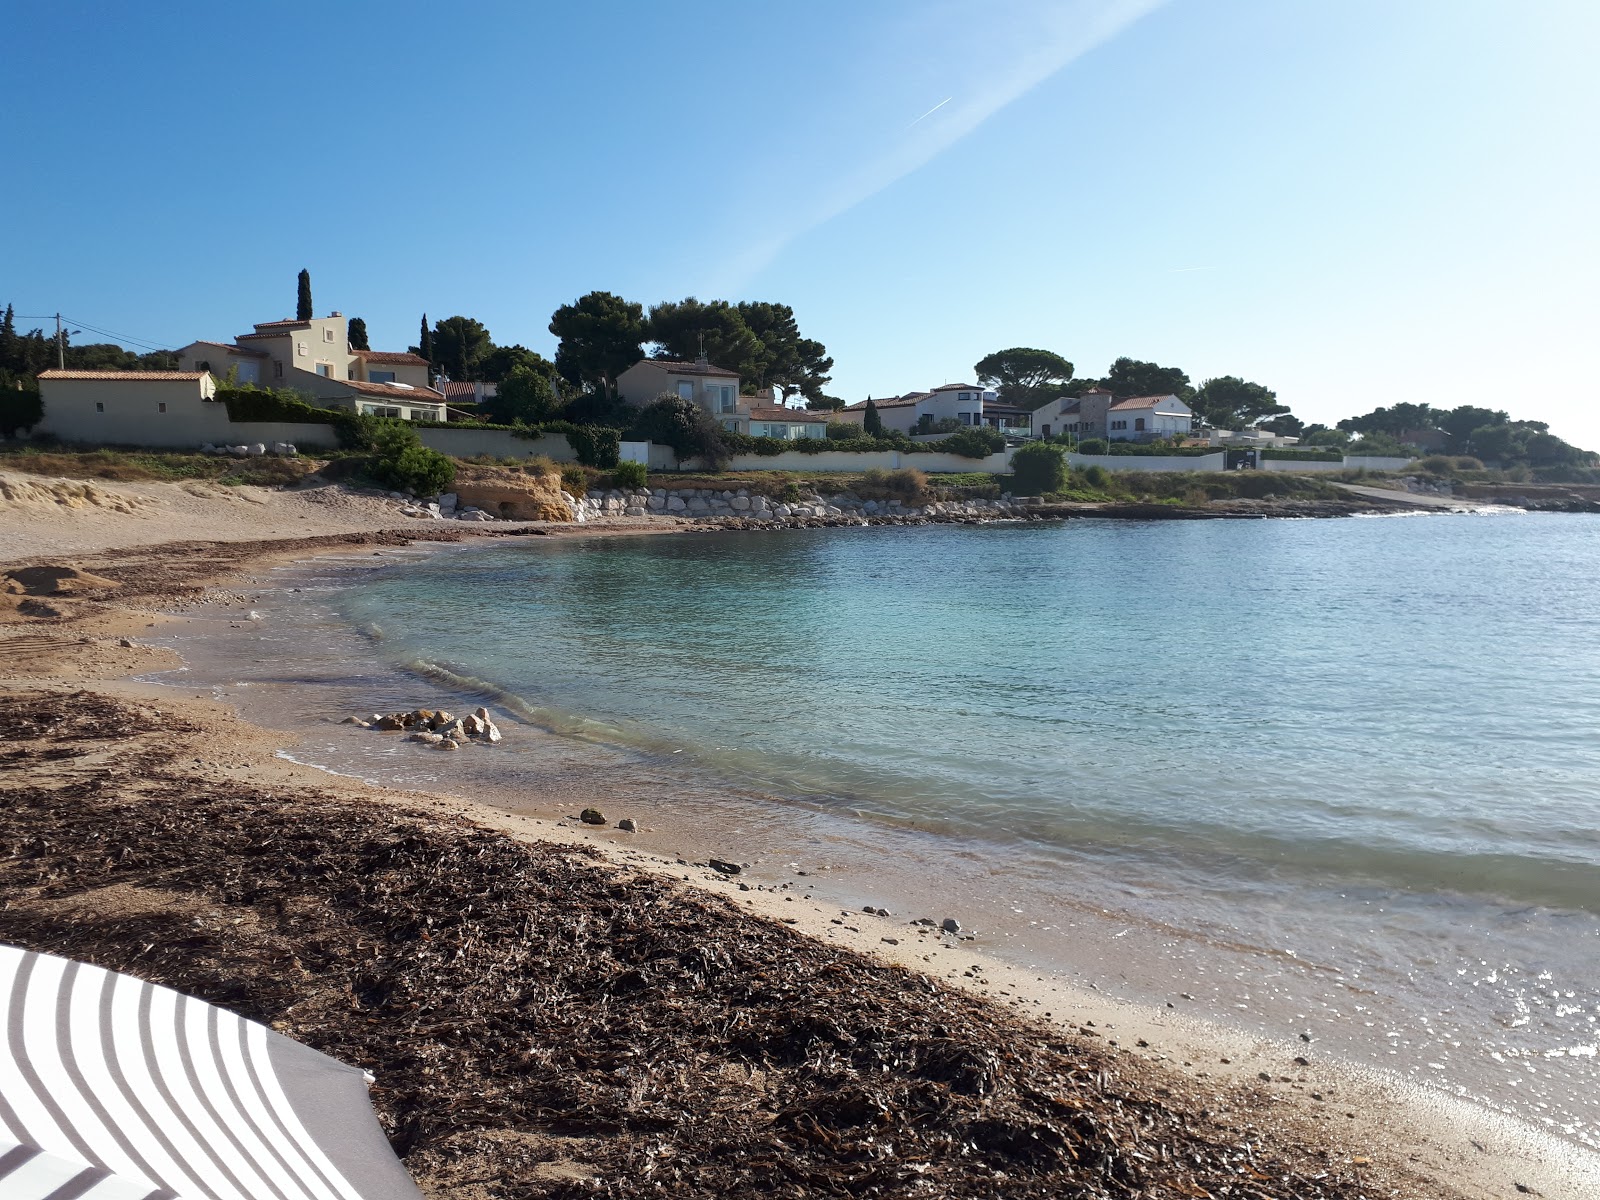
[{"xmin": 14, "ymin": 313, "xmax": 179, "ymax": 353}]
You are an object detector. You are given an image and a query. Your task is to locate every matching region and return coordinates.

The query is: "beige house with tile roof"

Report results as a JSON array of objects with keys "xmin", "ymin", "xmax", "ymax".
[
  {"xmin": 177, "ymin": 313, "xmax": 446, "ymax": 421},
  {"xmin": 618, "ymin": 355, "xmax": 751, "ymax": 432}
]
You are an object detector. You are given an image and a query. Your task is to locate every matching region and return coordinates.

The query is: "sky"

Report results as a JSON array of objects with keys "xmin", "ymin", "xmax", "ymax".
[{"xmin": 4, "ymin": 0, "xmax": 1598, "ymax": 445}]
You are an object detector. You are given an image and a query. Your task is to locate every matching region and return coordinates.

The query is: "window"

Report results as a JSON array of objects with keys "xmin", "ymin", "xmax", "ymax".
[
  {"xmin": 158, "ymin": 403, "xmax": 167, "ymax": 413},
  {"xmin": 1041, "ymin": 424, "xmax": 1051, "ymax": 437},
  {"xmin": 95, "ymin": 402, "xmax": 104, "ymax": 413},
  {"xmin": 959, "ymin": 412, "xmax": 972, "ymax": 425},
  {"xmin": 677, "ymin": 380, "xmax": 694, "ymax": 400},
  {"xmin": 718, "ymin": 386, "xmax": 735, "ymax": 413},
  {"xmin": 1134, "ymin": 417, "xmax": 1145, "ymax": 432},
  {"xmin": 296, "ymin": 342, "xmax": 307, "ymax": 357},
  {"xmin": 1111, "ymin": 419, "xmax": 1127, "ymax": 431},
  {"xmin": 273, "ymin": 361, "xmax": 284, "ymax": 378},
  {"xmin": 323, "ymin": 328, "xmax": 335, "ymax": 342},
  {"xmin": 722, "ymin": 419, "xmax": 738, "ymax": 431},
  {"xmin": 370, "ymin": 370, "xmax": 396, "ymax": 384},
  {"xmin": 315, "ymin": 363, "xmax": 331, "ymax": 377}
]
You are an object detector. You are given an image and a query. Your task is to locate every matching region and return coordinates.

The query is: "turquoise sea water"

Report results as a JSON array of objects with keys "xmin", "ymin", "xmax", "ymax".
[
  {"xmin": 162, "ymin": 512, "xmax": 1600, "ymax": 1145},
  {"xmin": 341, "ymin": 515, "xmax": 1600, "ymax": 918}
]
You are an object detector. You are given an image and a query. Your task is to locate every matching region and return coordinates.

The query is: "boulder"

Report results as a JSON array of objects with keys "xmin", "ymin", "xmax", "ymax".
[
  {"xmin": 730, "ymin": 495, "xmax": 751, "ymax": 511},
  {"xmin": 580, "ymin": 808, "xmax": 607, "ymax": 826},
  {"xmin": 436, "ymin": 492, "xmax": 458, "ymax": 510},
  {"xmin": 461, "ymin": 714, "xmax": 484, "ymax": 737},
  {"xmin": 247, "ymin": 443, "xmax": 267, "ymax": 456},
  {"xmin": 617, "ymin": 818, "xmax": 637, "ymax": 832},
  {"xmin": 667, "ymin": 496, "xmax": 687, "ymax": 512},
  {"xmin": 624, "ymin": 505, "xmax": 646, "ymax": 517},
  {"xmin": 374, "ymin": 715, "xmax": 406, "ymax": 731},
  {"xmin": 452, "ymin": 468, "xmax": 572, "ymax": 521},
  {"xmin": 339, "ymin": 716, "xmax": 369, "ymax": 727},
  {"xmin": 437, "ymin": 738, "xmax": 460, "ymax": 750}
]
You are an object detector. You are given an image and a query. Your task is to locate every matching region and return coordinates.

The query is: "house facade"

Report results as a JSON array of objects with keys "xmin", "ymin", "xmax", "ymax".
[
  {"xmin": 177, "ymin": 313, "xmax": 446, "ymax": 421},
  {"xmin": 1031, "ymin": 388, "xmax": 1193, "ymax": 442},
  {"xmin": 836, "ymin": 382, "xmax": 988, "ymax": 435},
  {"xmin": 746, "ymin": 406, "xmax": 828, "ymax": 440},
  {"xmin": 35, "ymin": 370, "xmax": 220, "ymax": 446},
  {"xmin": 617, "ymin": 356, "xmax": 751, "ymax": 432}
]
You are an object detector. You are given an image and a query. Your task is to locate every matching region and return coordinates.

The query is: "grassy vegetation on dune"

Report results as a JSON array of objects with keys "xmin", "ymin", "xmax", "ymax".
[{"xmin": 0, "ymin": 443, "xmax": 330, "ymax": 487}]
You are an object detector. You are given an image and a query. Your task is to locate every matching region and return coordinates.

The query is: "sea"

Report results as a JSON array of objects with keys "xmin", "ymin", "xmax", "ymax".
[{"xmin": 151, "ymin": 511, "xmax": 1600, "ymax": 1148}]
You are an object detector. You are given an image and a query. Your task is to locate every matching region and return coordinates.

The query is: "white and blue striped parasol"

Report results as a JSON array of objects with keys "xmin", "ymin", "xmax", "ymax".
[{"xmin": 0, "ymin": 944, "xmax": 422, "ymax": 1200}]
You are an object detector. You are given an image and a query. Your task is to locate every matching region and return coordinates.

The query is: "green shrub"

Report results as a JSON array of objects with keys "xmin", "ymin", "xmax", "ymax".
[
  {"xmin": 928, "ymin": 427, "xmax": 1005, "ymax": 459},
  {"xmin": 562, "ymin": 425, "xmax": 621, "ymax": 469},
  {"xmin": 825, "ymin": 421, "xmax": 859, "ymax": 440},
  {"xmin": 1082, "ymin": 464, "xmax": 1110, "ymax": 489},
  {"xmin": 1261, "ymin": 448, "xmax": 1342, "ymax": 462},
  {"xmin": 561, "ymin": 464, "xmax": 590, "ymax": 496},
  {"xmin": 1076, "ymin": 438, "xmax": 1108, "ymax": 455},
  {"xmin": 622, "ymin": 397, "xmax": 726, "ymax": 465},
  {"xmin": 612, "ymin": 459, "xmax": 648, "ymax": 489},
  {"xmin": 362, "ymin": 418, "xmax": 455, "ymax": 494},
  {"xmin": 1010, "ymin": 441, "xmax": 1068, "ymax": 495}
]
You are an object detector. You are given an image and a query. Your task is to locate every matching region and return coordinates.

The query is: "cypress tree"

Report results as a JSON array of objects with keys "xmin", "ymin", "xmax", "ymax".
[
  {"xmin": 348, "ymin": 317, "xmax": 370, "ymax": 351},
  {"xmin": 0, "ymin": 304, "xmax": 15, "ymax": 374},
  {"xmin": 418, "ymin": 314, "xmax": 434, "ymax": 363},
  {"xmin": 296, "ymin": 269, "xmax": 313, "ymax": 321},
  {"xmin": 863, "ymin": 397, "xmax": 884, "ymax": 437}
]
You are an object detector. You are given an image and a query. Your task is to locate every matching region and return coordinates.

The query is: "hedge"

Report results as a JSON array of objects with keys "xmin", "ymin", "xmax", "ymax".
[{"xmin": 216, "ymin": 385, "xmax": 367, "ymax": 447}]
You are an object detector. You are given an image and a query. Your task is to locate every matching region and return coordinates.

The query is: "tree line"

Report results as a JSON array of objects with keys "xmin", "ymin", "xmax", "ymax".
[
  {"xmin": 969, "ymin": 345, "xmax": 1593, "ymax": 468},
  {"xmin": 403, "ymin": 292, "xmax": 838, "ymax": 424}
]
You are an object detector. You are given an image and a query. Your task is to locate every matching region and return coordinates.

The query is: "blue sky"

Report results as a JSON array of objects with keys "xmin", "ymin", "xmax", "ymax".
[{"xmin": 5, "ymin": 1, "xmax": 1598, "ymax": 444}]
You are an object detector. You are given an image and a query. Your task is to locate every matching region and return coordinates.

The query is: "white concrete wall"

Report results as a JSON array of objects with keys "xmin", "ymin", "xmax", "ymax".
[
  {"xmin": 1067, "ymin": 452, "xmax": 1226, "ymax": 472},
  {"xmin": 415, "ymin": 428, "xmax": 576, "ymax": 461},
  {"xmin": 675, "ymin": 448, "xmax": 1014, "ymax": 474},
  {"xmin": 1259, "ymin": 455, "xmax": 1414, "ymax": 473}
]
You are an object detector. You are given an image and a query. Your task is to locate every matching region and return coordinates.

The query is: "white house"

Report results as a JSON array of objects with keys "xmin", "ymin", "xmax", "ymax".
[
  {"xmin": 35, "ymin": 370, "xmax": 222, "ymax": 446},
  {"xmin": 1031, "ymin": 389, "xmax": 1193, "ymax": 442},
  {"xmin": 1106, "ymin": 395, "xmax": 1193, "ymax": 441},
  {"xmin": 836, "ymin": 382, "xmax": 987, "ymax": 434}
]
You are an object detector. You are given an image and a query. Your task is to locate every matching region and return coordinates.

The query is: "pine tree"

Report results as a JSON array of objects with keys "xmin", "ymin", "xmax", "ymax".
[
  {"xmin": 348, "ymin": 317, "xmax": 370, "ymax": 351},
  {"xmin": 296, "ymin": 269, "xmax": 313, "ymax": 321},
  {"xmin": 418, "ymin": 314, "xmax": 434, "ymax": 363},
  {"xmin": 863, "ymin": 397, "xmax": 884, "ymax": 437}
]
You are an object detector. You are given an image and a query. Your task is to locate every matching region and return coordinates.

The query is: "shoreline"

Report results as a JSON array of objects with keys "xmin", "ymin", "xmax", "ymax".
[{"xmin": 3, "ymin": 512, "xmax": 1597, "ymax": 1194}]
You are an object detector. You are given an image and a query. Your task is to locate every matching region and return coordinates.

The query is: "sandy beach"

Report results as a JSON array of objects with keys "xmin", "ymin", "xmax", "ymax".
[{"xmin": 3, "ymin": 471, "xmax": 1597, "ymax": 1198}]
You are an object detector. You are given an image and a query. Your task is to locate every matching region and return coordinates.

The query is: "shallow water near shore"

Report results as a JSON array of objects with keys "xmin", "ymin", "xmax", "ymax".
[{"xmin": 150, "ymin": 513, "xmax": 1600, "ymax": 1150}]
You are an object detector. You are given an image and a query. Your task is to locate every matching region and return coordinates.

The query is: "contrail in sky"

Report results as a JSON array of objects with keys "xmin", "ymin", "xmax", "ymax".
[{"xmin": 907, "ymin": 97, "xmax": 952, "ymax": 128}]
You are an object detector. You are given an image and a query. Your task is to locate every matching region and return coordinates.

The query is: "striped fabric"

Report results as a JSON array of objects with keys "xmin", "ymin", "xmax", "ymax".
[{"xmin": 0, "ymin": 946, "xmax": 420, "ymax": 1200}]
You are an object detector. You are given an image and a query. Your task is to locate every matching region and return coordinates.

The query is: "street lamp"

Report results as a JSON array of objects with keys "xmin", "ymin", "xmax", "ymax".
[{"xmin": 55, "ymin": 314, "xmax": 81, "ymax": 371}]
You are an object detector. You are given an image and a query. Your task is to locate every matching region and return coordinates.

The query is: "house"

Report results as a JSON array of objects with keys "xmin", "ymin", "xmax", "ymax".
[
  {"xmin": 980, "ymin": 401, "xmax": 1032, "ymax": 433},
  {"xmin": 746, "ymin": 406, "xmax": 829, "ymax": 440},
  {"xmin": 617, "ymin": 355, "xmax": 749, "ymax": 431},
  {"xmin": 835, "ymin": 383, "xmax": 987, "ymax": 435},
  {"xmin": 34, "ymin": 369, "xmax": 228, "ymax": 446},
  {"xmin": 1106, "ymin": 395, "xmax": 1193, "ymax": 441},
  {"xmin": 1031, "ymin": 388, "xmax": 1193, "ymax": 442},
  {"xmin": 176, "ymin": 313, "xmax": 447, "ymax": 421}
]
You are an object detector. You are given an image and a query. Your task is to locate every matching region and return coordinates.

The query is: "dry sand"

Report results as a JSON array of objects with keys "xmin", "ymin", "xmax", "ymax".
[{"xmin": 2, "ymin": 475, "xmax": 1597, "ymax": 1197}]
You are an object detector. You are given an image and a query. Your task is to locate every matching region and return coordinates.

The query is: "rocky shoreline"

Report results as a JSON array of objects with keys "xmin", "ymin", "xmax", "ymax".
[{"xmin": 393, "ymin": 481, "xmax": 1419, "ymax": 530}]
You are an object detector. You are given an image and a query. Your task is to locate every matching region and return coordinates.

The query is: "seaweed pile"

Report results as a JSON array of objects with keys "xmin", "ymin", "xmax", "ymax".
[{"xmin": 0, "ymin": 690, "xmax": 1396, "ymax": 1198}]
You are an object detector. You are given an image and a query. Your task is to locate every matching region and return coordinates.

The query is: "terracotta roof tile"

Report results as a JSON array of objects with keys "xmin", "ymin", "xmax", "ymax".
[
  {"xmin": 38, "ymin": 370, "xmax": 208, "ymax": 381},
  {"xmin": 1109, "ymin": 394, "xmax": 1184, "ymax": 410},
  {"xmin": 186, "ymin": 340, "xmax": 269, "ymax": 358},
  {"xmin": 355, "ymin": 350, "xmax": 430, "ymax": 365},
  {"xmin": 644, "ymin": 357, "xmax": 740, "ymax": 379},
  {"xmin": 747, "ymin": 406, "xmax": 828, "ymax": 423},
  {"xmin": 840, "ymin": 392, "xmax": 930, "ymax": 411},
  {"xmin": 345, "ymin": 379, "xmax": 445, "ymax": 401}
]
